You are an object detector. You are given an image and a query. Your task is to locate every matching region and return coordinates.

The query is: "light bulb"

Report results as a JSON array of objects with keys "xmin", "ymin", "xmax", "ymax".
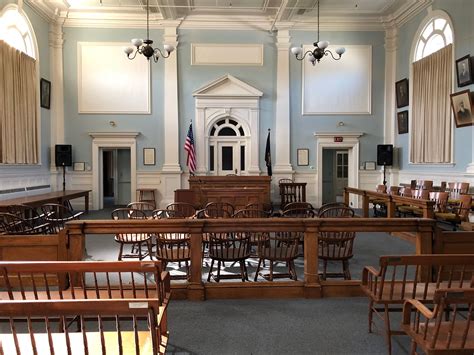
[
  {"xmin": 163, "ymin": 44, "xmax": 175, "ymax": 53},
  {"xmin": 290, "ymin": 46, "xmax": 303, "ymax": 56},
  {"xmin": 131, "ymin": 38, "xmax": 143, "ymax": 47},
  {"xmin": 123, "ymin": 46, "xmax": 134, "ymax": 55},
  {"xmin": 308, "ymin": 54, "xmax": 316, "ymax": 63},
  {"xmin": 336, "ymin": 47, "xmax": 346, "ymax": 56},
  {"xmin": 317, "ymin": 41, "xmax": 329, "ymax": 49}
]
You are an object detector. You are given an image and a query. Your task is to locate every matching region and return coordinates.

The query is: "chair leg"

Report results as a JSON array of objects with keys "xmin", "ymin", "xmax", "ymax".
[
  {"xmin": 147, "ymin": 240, "xmax": 153, "ymax": 260},
  {"xmin": 118, "ymin": 243, "xmax": 124, "ymax": 261},
  {"xmin": 368, "ymin": 300, "xmax": 374, "ymax": 333},
  {"xmin": 207, "ymin": 259, "xmax": 215, "ymax": 282},
  {"xmin": 289, "ymin": 260, "xmax": 297, "ymax": 281},
  {"xmin": 322, "ymin": 260, "xmax": 327, "ymax": 280},
  {"xmin": 254, "ymin": 258, "xmax": 262, "ymax": 281},
  {"xmin": 343, "ymin": 260, "xmax": 351, "ymax": 280},
  {"xmin": 239, "ymin": 261, "xmax": 246, "ymax": 282},
  {"xmin": 269, "ymin": 261, "xmax": 274, "ymax": 282},
  {"xmin": 185, "ymin": 261, "xmax": 190, "ymax": 281},
  {"xmin": 410, "ymin": 340, "xmax": 417, "ymax": 355},
  {"xmin": 138, "ymin": 242, "xmax": 143, "ymax": 260},
  {"xmin": 216, "ymin": 260, "xmax": 221, "ymax": 283},
  {"xmin": 384, "ymin": 305, "xmax": 393, "ymax": 355}
]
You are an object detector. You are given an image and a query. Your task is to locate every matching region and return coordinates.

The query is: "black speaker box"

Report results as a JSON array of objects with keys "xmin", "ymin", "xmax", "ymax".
[
  {"xmin": 377, "ymin": 144, "xmax": 393, "ymax": 166},
  {"xmin": 55, "ymin": 144, "xmax": 72, "ymax": 167}
]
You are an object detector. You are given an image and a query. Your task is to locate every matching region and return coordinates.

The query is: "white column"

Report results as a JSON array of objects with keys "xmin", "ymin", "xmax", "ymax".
[
  {"xmin": 273, "ymin": 29, "xmax": 293, "ymax": 174},
  {"xmin": 161, "ymin": 26, "xmax": 182, "ymax": 205},
  {"xmin": 195, "ymin": 107, "xmax": 207, "ymax": 174},
  {"xmin": 162, "ymin": 26, "xmax": 181, "ymax": 173},
  {"xmin": 383, "ymin": 25, "xmax": 398, "ymax": 186},
  {"xmin": 48, "ymin": 21, "xmax": 65, "ymax": 191}
]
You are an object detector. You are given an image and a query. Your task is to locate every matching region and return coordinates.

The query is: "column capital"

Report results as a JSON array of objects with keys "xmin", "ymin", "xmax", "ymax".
[
  {"xmin": 48, "ymin": 22, "xmax": 64, "ymax": 49},
  {"xmin": 384, "ymin": 25, "xmax": 398, "ymax": 52},
  {"xmin": 163, "ymin": 26, "xmax": 179, "ymax": 47}
]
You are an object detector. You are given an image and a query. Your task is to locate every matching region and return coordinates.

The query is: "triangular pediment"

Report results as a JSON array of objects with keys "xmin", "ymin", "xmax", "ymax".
[{"xmin": 193, "ymin": 75, "xmax": 263, "ymax": 98}]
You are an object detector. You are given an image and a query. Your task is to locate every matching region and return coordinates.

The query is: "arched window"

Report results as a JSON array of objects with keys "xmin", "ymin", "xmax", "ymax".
[
  {"xmin": 0, "ymin": 5, "xmax": 36, "ymax": 59},
  {"xmin": 409, "ymin": 11, "xmax": 453, "ymax": 164},
  {"xmin": 414, "ymin": 17, "xmax": 452, "ymax": 61}
]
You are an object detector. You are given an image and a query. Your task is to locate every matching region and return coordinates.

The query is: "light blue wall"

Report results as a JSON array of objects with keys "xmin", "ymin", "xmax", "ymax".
[
  {"xmin": 395, "ymin": 0, "xmax": 474, "ymax": 172},
  {"xmin": 62, "ymin": 27, "xmax": 165, "ymax": 169},
  {"xmin": 0, "ymin": 1, "xmax": 51, "ymax": 174},
  {"xmin": 176, "ymin": 29, "xmax": 276, "ymax": 171},
  {"xmin": 289, "ymin": 30, "xmax": 386, "ymax": 171}
]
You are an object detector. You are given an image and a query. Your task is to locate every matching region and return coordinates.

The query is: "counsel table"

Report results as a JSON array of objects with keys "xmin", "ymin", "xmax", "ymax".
[{"xmin": 0, "ymin": 190, "xmax": 91, "ymax": 213}]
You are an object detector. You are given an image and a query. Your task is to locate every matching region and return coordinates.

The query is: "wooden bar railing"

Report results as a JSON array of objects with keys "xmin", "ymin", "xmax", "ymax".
[
  {"xmin": 64, "ymin": 217, "xmax": 435, "ymax": 300},
  {"xmin": 344, "ymin": 187, "xmax": 435, "ymax": 218},
  {"xmin": 279, "ymin": 182, "xmax": 307, "ymax": 209}
]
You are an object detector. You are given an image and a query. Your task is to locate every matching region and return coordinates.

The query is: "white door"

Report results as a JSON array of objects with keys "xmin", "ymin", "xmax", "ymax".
[
  {"xmin": 334, "ymin": 150, "xmax": 348, "ymax": 201},
  {"xmin": 217, "ymin": 142, "xmax": 240, "ymax": 176}
]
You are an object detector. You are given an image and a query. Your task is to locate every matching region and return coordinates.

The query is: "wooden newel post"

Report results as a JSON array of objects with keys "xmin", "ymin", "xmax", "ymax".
[
  {"xmin": 303, "ymin": 223, "xmax": 322, "ymax": 298},
  {"xmin": 188, "ymin": 223, "xmax": 205, "ymax": 301},
  {"xmin": 362, "ymin": 192, "xmax": 369, "ymax": 217},
  {"xmin": 343, "ymin": 188, "xmax": 350, "ymax": 206}
]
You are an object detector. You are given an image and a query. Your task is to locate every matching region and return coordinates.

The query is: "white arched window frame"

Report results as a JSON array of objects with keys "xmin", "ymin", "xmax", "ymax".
[
  {"xmin": 408, "ymin": 9, "xmax": 454, "ymax": 165},
  {"xmin": 0, "ymin": 4, "xmax": 41, "ymax": 165}
]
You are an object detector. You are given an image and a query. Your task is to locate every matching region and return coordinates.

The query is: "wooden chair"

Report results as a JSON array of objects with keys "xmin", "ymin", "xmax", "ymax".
[
  {"xmin": 7, "ymin": 204, "xmax": 49, "ymax": 231},
  {"xmin": 207, "ymin": 232, "xmax": 252, "ymax": 282},
  {"xmin": 447, "ymin": 182, "xmax": 470, "ymax": 202},
  {"xmin": 434, "ymin": 194, "xmax": 472, "ymax": 230},
  {"xmin": 111, "ymin": 208, "xmax": 153, "ymax": 261},
  {"xmin": 318, "ymin": 206, "xmax": 355, "ymax": 280},
  {"xmin": 395, "ymin": 187, "xmax": 413, "ymax": 217},
  {"xmin": 416, "ymin": 180, "xmax": 433, "ymax": 191},
  {"xmin": 398, "ymin": 189, "xmax": 429, "ymax": 217},
  {"xmin": 281, "ymin": 208, "xmax": 315, "ymax": 218},
  {"xmin": 203, "ymin": 202, "xmax": 234, "ymax": 218},
  {"xmin": 151, "ymin": 209, "xmax": 185, "ymax": 219},
  {"xmin": 165, "ymin": 202, "xmax": 196, "ymax": 218},
  {"xmin": 413, "ymin": 191, "xmax": 449, "ymax": 217},
  {"xmin": 317, "ymin": 202, "xmax": 348, "ymax": 217},
  {"xmin": 127, "ymin": 201, "xmax": 156, "ymax": 216},
  {"xmin": 402, "ymin": 288, "xmax": 474, "ymax": 354},
  {"xmin": 245, "ymin": 202, "xmax": 273, "ymax": 216},
  {"xmin": 254, "ymin": 231, "xmax": 300, "ymax": 281},
  {"xmin": 283, "ymin": 202, "xmax": 314, "ymax": 212},
  {"xmin": 0, "ymin": 213, "xmax": 44, "ymax": 235},
  {"xmin": 41, "ymin": 203, "xmax": 83, "ymax": 233},
  {"xmin": 371, "ymin": 184, "xmax": 388, "ymax": 217},
  {"xmin": 232, "ymin": 209, "xmax": 270, "ymax": 218},
  {"xmin": 0, "ymin": 298, "xmax": 168, "ymax": 355}
]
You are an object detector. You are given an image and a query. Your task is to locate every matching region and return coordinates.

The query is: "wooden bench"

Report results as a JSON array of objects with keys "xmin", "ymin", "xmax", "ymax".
[
  {"xmin": 0, "ymin": 298, "xmax": 168, "ymax": 354},
  {"xmin": 361, "ymin": 255, "xmax": 474, "ymax": 355},
  {"xmin": 0, "ymin": 261, "xmax": 170, "ymax": 305},
  {"xmin": 402, "ymin": 288, "xmax": 474, "ymax": 354}
]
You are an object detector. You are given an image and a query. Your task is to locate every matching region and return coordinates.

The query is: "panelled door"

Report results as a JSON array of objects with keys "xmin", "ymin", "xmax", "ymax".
[{"xmin": 217, "ymin": 142, "xmax": 240, "ymax": 176}]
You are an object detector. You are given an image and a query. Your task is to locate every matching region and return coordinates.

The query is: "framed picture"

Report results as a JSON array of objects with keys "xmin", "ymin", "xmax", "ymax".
[
  {"xmin": 450, "ymin": 89, "xmax": 474, "ymax": 128},
  {"xmin": 365, "ymin": 161, "xmax": 376, "ymax": 170},
  {"xmin": 73, "ymin": 162, "xmax": 85, "ymax": 171},
  {"xmin": 455, "ymin": 55, "xmax": 473, "ymax": 87},
  {"xmin": 143, "ymin": 148, "xmax": 156, "ymax": 165},
  {"xmin": 395, "ymin": 78, "xmax": 409, "ymax": 108},
  {"xmin": 297, "ymin": 148, "xmax": 309, "ymax": 166},
  {"xmin": 397, "ymin": 110, "xmax": 409, "ymax": 134},
  {"xmin": 40, "ymin": 78, "xmax": 51, "ymax": 109}
]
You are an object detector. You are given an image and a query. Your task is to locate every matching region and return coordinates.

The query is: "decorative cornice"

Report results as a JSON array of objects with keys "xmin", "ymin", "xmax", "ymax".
[
  {"xmin": 314, "ymin": 132, "xmax": 365, "ymax": 138},
  {"xmin": 88, "ymin": 132, "xmax": 140, "ymax": 139},
  {"xmin": 48, "ymin": 22, "xmax": 64, "ymax": 49}
]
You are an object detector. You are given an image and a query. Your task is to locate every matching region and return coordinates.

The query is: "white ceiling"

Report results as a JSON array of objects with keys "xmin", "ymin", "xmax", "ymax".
[{"xmin": 26, "ymin": 0, "xmax": 431, "ymax": 30}]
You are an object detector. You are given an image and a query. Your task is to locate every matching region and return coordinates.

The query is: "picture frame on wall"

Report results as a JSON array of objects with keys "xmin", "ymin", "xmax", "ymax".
[
  {"xmin": 297, "ymin": 149, "xmax": 309, "ymax": 166},
  {"xmin": 395, "ymin": 78, "xmax": 409, "ymax": 108},
  {"xmin": 143, "ymin": 148, "xmax": 156, "ymax": 166},
  {"xmin": 455, "ymin": 55, "xmax": 473, "ymax": 87},
  {"xmin": 73, "ymin": 162, "xmax": 85, "ymax": 171},
  {"xmin": 397, "ymin": 110, "xmax": 409, "ymax": 134},
  {"xmin": 365, "ymin": 161, "xmax": 376, "ymax": 170},
  {"xmin": 450, "ymin": 89, "xmax": 473, "ymax": 128},
  {"xmin": 40, "ymin": 78, "xmax": 51, "ymax": 109}
]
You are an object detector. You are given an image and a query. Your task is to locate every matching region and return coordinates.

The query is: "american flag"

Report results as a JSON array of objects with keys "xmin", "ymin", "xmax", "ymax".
[{"xmin": 184, "ymin": 122, "xmax": 196, "ymax": 174}]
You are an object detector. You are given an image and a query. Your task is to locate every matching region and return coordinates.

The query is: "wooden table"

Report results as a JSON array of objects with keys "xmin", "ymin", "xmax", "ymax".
[{"xmin": 0, "ymin": 190, "xmax": 91, "ymax": 213}]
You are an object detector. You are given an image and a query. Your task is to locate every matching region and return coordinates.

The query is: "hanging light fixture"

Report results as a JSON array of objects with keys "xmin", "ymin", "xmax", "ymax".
[
  {"xmin": 290, "ymin": 0, "xmax": 346, "ymax": 66},
  {"xmin": 123, "ymin": 0, "xmax": 174, "ymax": 62}
]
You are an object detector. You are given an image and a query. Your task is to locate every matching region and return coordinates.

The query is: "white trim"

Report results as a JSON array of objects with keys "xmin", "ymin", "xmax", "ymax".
[
  {"xmin": 314, "ymin": 132, "xmax": 363, "ymax": 207},
  {"xmin": 408, "ymin": 9, "xmax": 455, "ymax": 164},
  {"xmin": 191, "ymin": 44, "xmax": 263, "ymax": 66},
  {"xmin": 89, "ymin": 132, "xmax": 139, "ymax": 209}
]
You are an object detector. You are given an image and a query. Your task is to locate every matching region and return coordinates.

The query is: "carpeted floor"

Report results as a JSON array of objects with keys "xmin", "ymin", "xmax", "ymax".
[{"xmin": 83, "ymin": 207, "xmax": 414, "ymax": 354}]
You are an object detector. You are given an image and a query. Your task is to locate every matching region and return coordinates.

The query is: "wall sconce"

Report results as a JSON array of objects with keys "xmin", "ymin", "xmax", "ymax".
[
  {"xmin": 109, "ymin": 121, "xmax": 116, "ymax": 127},
  {"xmin": 337, "ymin": 121, "xmax": 345, "ymax": 127}
]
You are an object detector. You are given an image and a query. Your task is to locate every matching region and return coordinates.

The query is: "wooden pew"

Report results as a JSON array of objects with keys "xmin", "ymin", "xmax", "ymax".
[
  {"xmin": 0, "ymin": 298, "xmax": 168, "ymax": 355},
  {"xmin": 361, "ymin": 255, "xmax": 474, "ymax": 355},
  {"xmin": 434, "ymin": 230, "xmax": 474, "ymax": 254},
  {"xmin": 0, "ymin": 261, "xmax": 170, "ymax": 307},
  {"xmin": 402, "ymin": 288, "xmax": 474, "ymax": 354}
]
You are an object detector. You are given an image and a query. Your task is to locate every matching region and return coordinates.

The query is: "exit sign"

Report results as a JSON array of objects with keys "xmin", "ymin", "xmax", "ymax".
[{"xmin": 334, "ymin": 137, "xmax": 343, "ymax": 142}]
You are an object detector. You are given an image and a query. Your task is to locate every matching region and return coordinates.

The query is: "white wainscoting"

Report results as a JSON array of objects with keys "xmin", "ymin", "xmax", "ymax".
[
  {"xmin": 191, "ymin": 44, "xmax": 263, "ymax": 66},
  {"xmin": 0, "ymin": 169, "xmax": 52, "ymax": 200}
]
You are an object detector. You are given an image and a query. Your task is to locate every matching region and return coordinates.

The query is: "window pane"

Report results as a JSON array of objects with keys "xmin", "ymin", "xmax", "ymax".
[
  {"xmin": 337, "ymin": 167, "xmax": 343, "ymax": 178},
  {"xmin": 209, "ymin": 146, "xmax": 214, "ymax": 171},
  {"xmin": 218, "ymin": 127, "xmax": 237, "ymax": 136},
  {"xmin": 229, "ymin": 119, "xmax": 237, "ymax": 126},
  {"xmin": 434, "ymin": 18, "xmax": 446, "ymax": 31},
  {"xmin": 222, "ymin": 147, "xmax": 233, "ymax": 170},
  {"xmin": 238, "ymin": 127, "xmax": 245, "ymax": 136},
  {"xmin": 343, "ymin": 167, "xmax": 348, "ymax": 178},
  {"xmin": 337, "ymin": 154, "xmax": 342, "ymax": 165},
  {"xmin": 424, "ymin": 34, "xmax": 445, "ymax": 57},
  {"xmin": 444, "ymin": 25, "xmax": 453, "ymax": 44},
  {"xmin": 343, "ymin": 154, "xmax": 348, "ymax": 165},
  {"xmin": 415, "ymin": 43, "xmax": 424, "ymax": 61},
  {"xmin": 240, "ymin": 146, "xmax": 245, "ymax": 171},
  {"xmin": 210, "ymin": 127, "xmax": 216, "ymax": 136},
  {"xmin": 421, "ymin": 21, "xmax": 433, "ymax": 40}
]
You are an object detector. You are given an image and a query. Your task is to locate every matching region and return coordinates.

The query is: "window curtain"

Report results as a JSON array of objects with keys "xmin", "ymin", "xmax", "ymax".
[
  {"xmin": 0, "ymin": 40, "xmax": 38, "ymax": 164},
  {"xmin": 410, "ymin": 44, "xmax": 452, "ymax": 163}
]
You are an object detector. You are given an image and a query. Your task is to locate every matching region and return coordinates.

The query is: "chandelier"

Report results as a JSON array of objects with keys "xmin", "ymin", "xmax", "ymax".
[
  {"xmin": 123, "ymin": 0, "xmax": 174, "ymax": 62},
  {"xmin": 290, "ymin": 0, "xmax": 345, "ymax": 65}
]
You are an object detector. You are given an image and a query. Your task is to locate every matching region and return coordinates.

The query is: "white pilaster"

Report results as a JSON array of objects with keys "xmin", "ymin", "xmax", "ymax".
[
  {"xmin": 162, "ymin": 26, "xmax": 181, "ymax": 174},
  {"xmin": 383, "ymin": 25, "xmax": 398, "ymax": 146},
  {"xmin": 273, "ymin": 29, "xmax": 293, "ymax": 174},
  {"xmin": 49, "ymin": 21, "xmax": 65, "ymax": 170}
]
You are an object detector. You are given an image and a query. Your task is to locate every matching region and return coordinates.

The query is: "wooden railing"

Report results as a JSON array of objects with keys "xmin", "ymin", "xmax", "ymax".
[
  {"xmin": 64, "ymin": 217, "xmax": 436, "ymax": 300},
  {"xmin": 279, "ymin": 182, "xmax": 307, "ymax": 209},
  {"xmin": 344, "ymin": 187, "xmax": 436, "ymax": 218}
]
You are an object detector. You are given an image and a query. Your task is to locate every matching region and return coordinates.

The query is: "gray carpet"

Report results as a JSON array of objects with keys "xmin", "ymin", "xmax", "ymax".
[{"xmin": 82, "ymin": 207, "xmax": 415, "ymax": 354}]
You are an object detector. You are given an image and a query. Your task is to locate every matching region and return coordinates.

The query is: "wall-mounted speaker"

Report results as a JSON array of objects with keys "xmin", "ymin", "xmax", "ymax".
[
  {"xmin": 55, "ymin": 144, "xmax": 72, "ymax": 167},
  {"xmin": 377, "ymin": 144, "xmax": 393, "ymax": 166}
]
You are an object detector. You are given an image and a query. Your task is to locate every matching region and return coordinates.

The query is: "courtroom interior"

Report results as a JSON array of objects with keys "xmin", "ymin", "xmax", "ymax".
[{"xmin": 0, "ymin": 0, "xmax": 473, "ymax": 354}]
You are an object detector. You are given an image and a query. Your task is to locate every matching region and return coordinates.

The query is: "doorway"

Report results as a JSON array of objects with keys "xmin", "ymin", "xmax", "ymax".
[
  {"xmin": 322, "ymin": 149, "xmax": 349, "ymax": 204},
  {"xmin": 102, "ymin": 149, "xmax": 131, "ymax": 207}
]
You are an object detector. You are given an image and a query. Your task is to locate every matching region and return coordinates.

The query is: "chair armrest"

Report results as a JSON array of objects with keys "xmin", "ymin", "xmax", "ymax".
[
  {"xmin": 402, "ymin": 299, "xmax": 435, "ymax": 325},
  {"xmin": 361, "ymin": 266, "xmax": 380, "ymax": 285}
]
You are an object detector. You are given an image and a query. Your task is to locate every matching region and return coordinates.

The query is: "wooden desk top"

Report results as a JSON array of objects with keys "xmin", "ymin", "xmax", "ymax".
[{"xmin": 0, "ymin": 190, "xmax": 91, "ymax": 208}]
